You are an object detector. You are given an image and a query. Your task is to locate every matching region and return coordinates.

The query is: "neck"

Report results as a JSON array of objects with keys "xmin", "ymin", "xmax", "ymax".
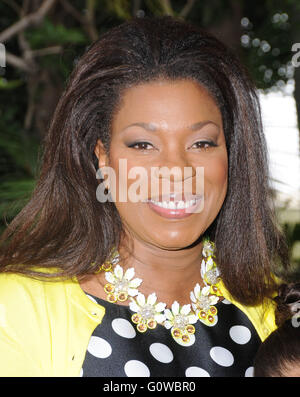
[{"xmin": 117, "ymin": 233, "xmax": 205, "ymax": 307}]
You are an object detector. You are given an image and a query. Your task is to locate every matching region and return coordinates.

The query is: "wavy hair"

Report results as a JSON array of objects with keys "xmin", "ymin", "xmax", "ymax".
[{"xmin": 0, "ymin": 15, "xmax": 289, "ymax": 305}]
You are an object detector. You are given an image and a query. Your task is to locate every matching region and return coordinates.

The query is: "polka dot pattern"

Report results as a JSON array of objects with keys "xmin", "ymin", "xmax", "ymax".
[
  {"xmin": 210, "ymin": 346, "xmax": 234, "ymax": 367},
  {"xmin": 185, "ymin": 366, "xmax": 210, "ymax": 377},
  {"xmin": 111, "ymin": 318, "xmax": 136, "ymax": 339},
  {"xmin": 87, "ymin": 336, "xmax": 112, "ymax": 359},
  {"xmin": 149, "ymin": 343, "xmax": 174, "ymax": 363},
  {"xmin": 229, "ymin": 325, "xmax": 251, "ymax": 345},
  {"xmin": 81, "ymin": 293, "xmax": 262, "ymax": 377},
  {"xmin": 85, "ymin": 293, "xmax": 98, "ymax": 304},
  {"xmin": 124, "ymin": 360, "xmax": 150, "ymax": 377},
  {"xmin": 245, "ymin": 366, "xmax": 254, "ymax": 377}
]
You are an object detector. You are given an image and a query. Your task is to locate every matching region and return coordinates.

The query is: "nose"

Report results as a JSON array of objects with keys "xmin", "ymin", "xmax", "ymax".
[{"xmin": 152, "ymin": 148, "xmax": 194, "ymax": 183}]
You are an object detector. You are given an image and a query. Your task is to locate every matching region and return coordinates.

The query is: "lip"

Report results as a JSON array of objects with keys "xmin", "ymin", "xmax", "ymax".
[{"xmin": 146, "ymin": 196, "xmax": 203, "ymax": 219}]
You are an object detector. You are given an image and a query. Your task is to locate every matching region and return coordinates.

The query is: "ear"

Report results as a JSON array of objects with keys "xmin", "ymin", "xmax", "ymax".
[{"xmin": 94, "ymin": 139, "xmax": 109, "ymax": 169}]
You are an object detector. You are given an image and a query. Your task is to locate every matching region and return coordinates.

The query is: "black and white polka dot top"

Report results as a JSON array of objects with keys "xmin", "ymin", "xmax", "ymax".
[{"xmin": 80, "ymin": 292, "xmax": 261, "ymax": 377}]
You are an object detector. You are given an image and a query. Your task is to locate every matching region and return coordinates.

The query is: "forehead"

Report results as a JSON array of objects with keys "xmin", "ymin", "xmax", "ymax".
[{"xmin": 111, "ymin": 79, "xmax": 222, "ymax": 132}]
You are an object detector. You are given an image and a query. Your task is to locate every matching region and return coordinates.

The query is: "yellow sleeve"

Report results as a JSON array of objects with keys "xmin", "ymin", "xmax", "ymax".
[
  {"xmin": 0, "ymin": 324, "xmax": 44, "ymax": 376},
  {"xmin": 218, "ymin": 279, "xmax": 277, "ymax": 342},
  {"xmin": 0, "ymin": 273, "xmax": 50, "ymax": 376},
  {"xmin": 0, "ymin": 270, "xmax": 105, "ymax": 377}
]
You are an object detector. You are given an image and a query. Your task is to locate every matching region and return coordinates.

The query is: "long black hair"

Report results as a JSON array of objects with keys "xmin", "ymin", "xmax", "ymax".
[{"xmin": 0, "ymin": 15, "xmax": 289, "ymax": 305}]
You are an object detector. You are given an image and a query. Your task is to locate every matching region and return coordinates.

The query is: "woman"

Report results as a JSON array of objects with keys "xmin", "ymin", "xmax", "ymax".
[{"xmin": 0, "ymin": 15, "xmax": 289, "ymax": 377}]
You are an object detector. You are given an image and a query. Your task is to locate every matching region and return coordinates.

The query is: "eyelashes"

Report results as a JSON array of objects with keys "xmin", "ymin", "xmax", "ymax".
[
  {"xmin": 190, "ymin": 141, "xmax": 218, "ymax": 150},
  {"xmin": 127, "ymin": 141, "xmax": 218, "ymax": 151},
  {"xmin": 128, "ymin": 142, "xmax": 154, "ymax": 150}
]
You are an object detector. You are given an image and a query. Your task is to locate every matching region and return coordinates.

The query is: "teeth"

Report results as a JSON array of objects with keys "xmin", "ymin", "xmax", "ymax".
[
  {"xmin": 177, "ymin": 201, "xmax": 185, "ymax": 209},
  {"xmin": 164, "ymin": 201, "xmax": 175, "ymax": 209},
  {"xmin": 184, "ymin": 200, "xmax": 196, "ymax": 209},
  {"xmin": 150, "ymin": 199, "xmax": 198, "ymax": 209}
]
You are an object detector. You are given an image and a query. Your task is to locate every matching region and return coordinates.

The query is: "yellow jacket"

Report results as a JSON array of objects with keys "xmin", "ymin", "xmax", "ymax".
[{"xmin": 0, "ymin": 271, "xmax": 277, "ymax": 377}]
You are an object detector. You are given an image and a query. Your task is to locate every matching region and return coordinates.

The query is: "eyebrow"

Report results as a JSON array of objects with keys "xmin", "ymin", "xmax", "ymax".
[{"xmin": 121, "ymin": 120, "xmax": 220, "ymax": 133}]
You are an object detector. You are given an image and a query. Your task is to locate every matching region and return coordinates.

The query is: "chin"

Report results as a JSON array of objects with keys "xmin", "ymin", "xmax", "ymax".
[{"xmin": 149, "ymin": 234, "xmax": 202, "ymax": 250}]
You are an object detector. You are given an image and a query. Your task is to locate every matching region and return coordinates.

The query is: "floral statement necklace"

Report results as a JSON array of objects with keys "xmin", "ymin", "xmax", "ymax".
[{"xmin": 94, "ymin": 238, "xmax": 223, "ymax": 346}]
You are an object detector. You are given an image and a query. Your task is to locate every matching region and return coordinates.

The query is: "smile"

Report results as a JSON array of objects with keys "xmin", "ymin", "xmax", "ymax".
[
  {"xmin": 149, "ymin": 199, "xmax": 198, "ymax": 209},
  {"xmin": 146, "ymin": 196, "xmax": 203, "ymax": 219}
]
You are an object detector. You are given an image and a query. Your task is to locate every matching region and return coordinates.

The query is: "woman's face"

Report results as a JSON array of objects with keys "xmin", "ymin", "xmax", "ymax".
[{"xmin": 95, "ymin": 79, "xmax": 228, "ymax": 250}]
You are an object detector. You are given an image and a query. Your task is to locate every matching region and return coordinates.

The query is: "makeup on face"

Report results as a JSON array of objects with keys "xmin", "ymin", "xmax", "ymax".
[
  {"xmin": 118, "ymin": 120, "xmax": 221, "ymax": 219},
  {"xmin": 95, "ymin": 79, "xmax": 228, "ymax": 249}
]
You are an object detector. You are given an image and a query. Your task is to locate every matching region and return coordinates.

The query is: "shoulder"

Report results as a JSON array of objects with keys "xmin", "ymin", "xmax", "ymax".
[
  {"xmin": 0, "ymin": 268, "xmax": 67, "ymax": 304},
  {"xmin": 0, "ymin": 269, "xmax": 104, "ymax": 376},
  {"xmin": 0, "ymin": 268, "xmax": 97, "ymax": 323},
  {"xmin": 0, "ymin": 269, "xmax": 71, "ymax": 337},
  {"xmin": 0, "ymin": 271, "xmax": 56, "ymax": 375},
  {"xmin": 218, "ymin": 280, "xmax": 277, "ymax": 342},
  {"xmin": 0, "ymin": 268, "xmax": 105, "ymax": 333},
  {"xmin": 0, "ymin": 270, "xmax": 46, "ymax": 291},
  {"xmin": 0, "ymin": 271, "xmax": 45, "ymax": 316}
]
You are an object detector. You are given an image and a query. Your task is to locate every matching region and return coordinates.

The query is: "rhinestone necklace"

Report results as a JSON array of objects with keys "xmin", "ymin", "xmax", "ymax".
[{"xmin": 93, "ymin": 238, "xmax": 223, "ymax": 346}]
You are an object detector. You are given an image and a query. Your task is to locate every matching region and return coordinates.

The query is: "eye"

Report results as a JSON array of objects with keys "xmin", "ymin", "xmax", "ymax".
[
  {"xmin": 128, "ymin": 141, "xmax": 154, "ymax": 151},
  {"xmin": 191, "ymin": 140, "xmax": 218, "ymax": 150}
]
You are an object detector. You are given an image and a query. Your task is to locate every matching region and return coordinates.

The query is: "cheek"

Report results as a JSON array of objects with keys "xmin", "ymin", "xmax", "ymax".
[
  {"xmin": 203, "ymin": 155, "xmax": 228, "ymax": 199},
  {"xmin": 112, "ymin": 159, "xmax": 150, "ymax": 230},
  {"xmin": 108, "ymin": 155, "xmax": 150, "ymax": 204}
]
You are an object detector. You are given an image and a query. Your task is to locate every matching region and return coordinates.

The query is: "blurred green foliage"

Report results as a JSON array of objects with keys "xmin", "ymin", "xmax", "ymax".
[{"xmin": 25, "ymin": 17, "xmax": 87, "ymax": 48}]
